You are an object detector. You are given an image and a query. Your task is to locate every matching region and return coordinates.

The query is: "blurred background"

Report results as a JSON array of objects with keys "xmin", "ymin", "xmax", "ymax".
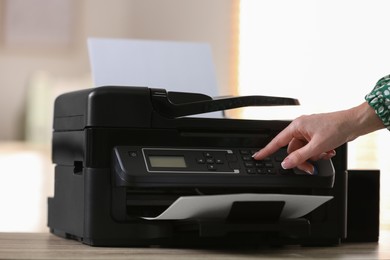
[{"xmin": 0, "ymin": 0, "xmax": 389, "ymax": 233}]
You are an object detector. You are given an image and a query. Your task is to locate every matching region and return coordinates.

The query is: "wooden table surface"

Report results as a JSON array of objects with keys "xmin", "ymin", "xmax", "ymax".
[{"xmin": 0, "ymin": 231, "xmax": 389, "ymax": 259}]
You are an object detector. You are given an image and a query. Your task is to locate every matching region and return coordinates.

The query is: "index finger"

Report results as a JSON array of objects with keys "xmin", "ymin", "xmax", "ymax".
[{"xmin": 252, "ymin": 126, "xmax": 294, "ymax": 160}]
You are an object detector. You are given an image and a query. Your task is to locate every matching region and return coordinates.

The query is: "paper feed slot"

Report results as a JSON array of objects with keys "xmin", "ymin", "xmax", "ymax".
[
  {"xmin": 151, "ymin": 89, "xmax": 300, "ymax": 118},
  {"xmin": 142, "ymin": 194, "xmax": 333, "ymax": 221}
]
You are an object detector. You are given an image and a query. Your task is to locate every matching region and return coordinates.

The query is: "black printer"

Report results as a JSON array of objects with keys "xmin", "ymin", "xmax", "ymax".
[{"xmin": 48, "ymin": 86, "xmax": 359, "ymax": 247}]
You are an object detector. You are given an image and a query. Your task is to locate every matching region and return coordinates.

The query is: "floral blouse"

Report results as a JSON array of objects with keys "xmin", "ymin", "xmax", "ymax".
[{"xmin": 365, "ymin": 75, "xmax": 390, "ymax": 130}]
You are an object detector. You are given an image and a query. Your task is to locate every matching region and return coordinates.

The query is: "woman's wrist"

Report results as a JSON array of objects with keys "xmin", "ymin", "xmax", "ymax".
[{"xmin": 347, "ymin": 102, "xmax": 385, "ymax": 140}]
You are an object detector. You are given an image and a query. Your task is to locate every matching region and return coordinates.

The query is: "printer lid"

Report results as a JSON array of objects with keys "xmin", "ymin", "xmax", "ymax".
[{"xmin": 53, "ymin": 86, "xmax": 299, "ymax": 131}]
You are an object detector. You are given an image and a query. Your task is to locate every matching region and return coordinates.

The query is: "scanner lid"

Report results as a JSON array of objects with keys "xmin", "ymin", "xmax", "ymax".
[{"xmin": 53, "ymin": 86, "xmax": 299, "ymax": 131}]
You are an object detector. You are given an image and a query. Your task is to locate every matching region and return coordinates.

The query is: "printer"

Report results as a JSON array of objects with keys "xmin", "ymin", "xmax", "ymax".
[{"xmin": 48, "ymin": 86, "xmax": 373, "ymax": 247}]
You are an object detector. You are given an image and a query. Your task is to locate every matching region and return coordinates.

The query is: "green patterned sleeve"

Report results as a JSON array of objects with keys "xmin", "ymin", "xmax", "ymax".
[{"xmin": 365, "ymin": 75, "xmax": 390, "ymax": 130}]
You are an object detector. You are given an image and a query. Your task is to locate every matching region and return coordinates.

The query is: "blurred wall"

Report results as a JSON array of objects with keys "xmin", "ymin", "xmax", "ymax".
[{"xmin": 0, "ymin": 0, "xmax": 235, "ymax": 140}]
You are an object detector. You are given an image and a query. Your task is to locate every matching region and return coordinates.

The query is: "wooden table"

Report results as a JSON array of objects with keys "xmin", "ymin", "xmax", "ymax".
[{"xmin": 0, "ymin": 232, "xmax": 389, "ymax": 259}]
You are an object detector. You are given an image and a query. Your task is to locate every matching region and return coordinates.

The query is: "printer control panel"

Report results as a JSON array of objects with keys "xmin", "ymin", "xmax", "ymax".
[
  {"xmin": 114, "ymin": 146, "xmax": 323, "ymax": 176},
  {"xmin": 142, "ymin": 148, "xmax": 240, "ymax": 174}
]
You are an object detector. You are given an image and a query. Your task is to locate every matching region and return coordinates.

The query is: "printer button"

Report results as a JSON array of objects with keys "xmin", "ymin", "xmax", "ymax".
[
  {"xmin": 246, "ymin": 168, "xmax": 256, "ymax": 174},
  {"xmin": 207, "ymin": 165, "xmax": 217, "ymax": 171},
  {"xmin": 206, "ymin": 158, "xmax": 214, "ymax": 164},
  {"xmin": 257, "ymin": 168, "xmax": 267, "ymax": 174},
  {"xmin": 204, "ymin": 152, "xmax": 213, "ymax": 158},
  {"xmin": 255, "ymin": 162, "xmax": 264, "ymax": 167},
  {"xmin": 265, "ymin": 162, "xmax": 274, "ymax": 168},
  {"xmin": 196, "ymin": 158, "xmax": 205, "ymax": 164},
  {"xmin": 215, "ymin": 158, "xmax": 224, "ymax": 164},
  {"xmin": 266, "ymin": 168, "xmax": 276, "ymax": 175},
  {"xmin": 242, "ymin": 156, "xmax": 252, "ymax": 161},
  {"xmin": 244, "ymin": 162, "xmax": 254, "ymax": 167},
  {"xmin": 128, "ymin": 151, "xmax": 138, "ymax": 158}
]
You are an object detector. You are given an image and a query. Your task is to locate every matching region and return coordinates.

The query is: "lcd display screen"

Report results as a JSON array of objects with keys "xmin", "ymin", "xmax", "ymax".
[{"xmin": 149, "ymin": 155, "xmax": 187, "ymax": 168}]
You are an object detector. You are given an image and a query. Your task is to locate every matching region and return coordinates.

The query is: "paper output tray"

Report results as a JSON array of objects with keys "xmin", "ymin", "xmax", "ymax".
[{"xmin": 142, "ymin": 194, "xmax": 333, "ymax": 221}]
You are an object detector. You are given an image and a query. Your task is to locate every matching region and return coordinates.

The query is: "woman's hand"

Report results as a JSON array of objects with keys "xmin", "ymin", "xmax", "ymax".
[{"xmin": 252, "ymin": 102, "xmax": 385, "ymax": 174}]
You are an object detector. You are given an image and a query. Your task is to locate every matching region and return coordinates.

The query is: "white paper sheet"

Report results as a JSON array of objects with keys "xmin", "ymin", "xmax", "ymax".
[
  {"xmin": 88, "ymin": 37, "xmax": 222, "ymax": 117},
  {"xmin": 87, "ymin": 37, "xmax": 218, "ymax": 95},
  {"xmin": 143, "ymin": 194, "xmax": 333, "ymax": 220}
]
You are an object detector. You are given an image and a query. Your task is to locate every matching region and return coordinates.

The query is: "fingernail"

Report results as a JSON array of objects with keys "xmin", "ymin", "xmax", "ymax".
[
  {"xmin": 251, "ymin": 151, "xmax": 258, "ymax": 158},
  {"xmin": 305, "ymin": 169, "xmax": 314, "ymax": 175},
  {"xmin": 304, "ymin": 165, "xmax": 315, "ymax": 175},
  {"xmin": 281, "ymin": 157, "xmax": 293, "ymax": 169}
]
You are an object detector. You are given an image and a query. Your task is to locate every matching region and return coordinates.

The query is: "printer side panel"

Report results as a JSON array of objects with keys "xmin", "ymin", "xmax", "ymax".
[
  {"xmin": 304, "ymin": 144, "xmax": 348, "ymax": 245},
  {"xmin": 47, "ymin": 165, "xmax": 84, "ymax": 240},
  {"xmin": 48, "ymin": 129, "xmax": 86, "ymax": 240}
]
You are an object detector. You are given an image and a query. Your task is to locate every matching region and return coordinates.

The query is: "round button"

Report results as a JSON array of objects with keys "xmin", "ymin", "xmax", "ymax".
[{"xmin": 128, "ymin": 151, "xmax": 138, "ymax": 157}]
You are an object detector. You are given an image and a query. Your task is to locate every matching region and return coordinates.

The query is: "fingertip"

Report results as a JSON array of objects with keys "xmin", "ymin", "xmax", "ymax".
[
  {"xmin": 320, "ymin": 150, "xmax": 336, "ymax": 160},
  {"xmin": 297, "ymin": 163, "xmax": 316, "ymax": 175},
  {"xmin": 281, "ymin": 157, "xmax": 294, "ymax": 169},
  {"xmin": 327, "ymin": 150, "xmax": 336, "ymax": 158},
  {"xmin": 252, "ymin": 147, "xmax": 271, "ymax": 159},
  {"xmin": 282, "ymin": 148, "xmax": 311, "ymax": 170},
  {"xmin": 252, "ymin": 149, "xmax": 265, "ymax": 160}
]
